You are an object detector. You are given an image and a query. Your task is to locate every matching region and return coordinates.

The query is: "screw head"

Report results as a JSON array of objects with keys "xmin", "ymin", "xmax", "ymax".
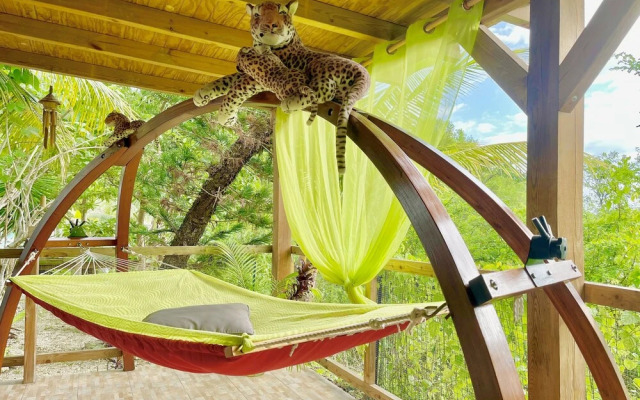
[
  {"xmin": 489, "ymin": 279, "xmax": 499, "ymax": 291},
  {"xmin": 531, "ymin": 273, "xmax": 536, "ymax": 279},
  {"xmin": 546, "ymin": 270, "xmax": 552, "ymax": 276}
]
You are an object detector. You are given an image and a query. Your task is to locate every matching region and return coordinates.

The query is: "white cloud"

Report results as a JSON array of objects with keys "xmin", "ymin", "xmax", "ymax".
[
  {"xmin": 490, "ymin": 24, "xmax": 529, "ymax": 47},
  {"xmin": 480, "ymin": 132, "xmax": 527, "ymax": 145},
  {"xmin": 452, "ymin": 103, "xmax": 466, "ymax": 115},
  {"xmin": 454, "ymin": 120, "xmax": 476, "ymax": 131},
  {"xmin": 477, "ymin": 123, "xmax": 496, "ymax": 133},
  {"xmin": 509, "ymin": 112, "xmax": 527, "ymax": 126},
  {"xmin": 585, "ymin": 69, "xmax": 640, "ymax": 155}
]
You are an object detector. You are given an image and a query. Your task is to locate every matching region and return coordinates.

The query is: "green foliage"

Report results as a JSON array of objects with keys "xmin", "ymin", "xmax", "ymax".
[
  {"xmin": 198, "ymin": 241, "xmax": 273, "ymax": 295},
  {"xmin": 584, "ymin": 151, "xmax": 640, "ymax": 287},
  {"xmin": 614, "ymin": 52, "xmax": 640, "ymax": 76}
]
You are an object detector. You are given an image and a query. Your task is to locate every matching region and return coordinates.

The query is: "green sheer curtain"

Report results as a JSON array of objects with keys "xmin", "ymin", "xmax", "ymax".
[{"xmin": 275, "ymin": 0, "xmax": 483, "ymax": 303}]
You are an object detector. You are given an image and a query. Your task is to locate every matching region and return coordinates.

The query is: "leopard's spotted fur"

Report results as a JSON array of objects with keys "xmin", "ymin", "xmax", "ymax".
[
  {"xmin": 103, "ymin": 112, "xmax": 144, "ymax": 147},
  {"xmin": 237, "ymin": 45, "xmax": 317, "ymax": 113},
  {"xmin": 193, "ymin": 0, "xmax": 370, "ymax": 174}
]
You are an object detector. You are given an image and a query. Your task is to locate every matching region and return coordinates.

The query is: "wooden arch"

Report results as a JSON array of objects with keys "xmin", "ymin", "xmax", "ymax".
[{"xmin": 0, "ymin": 94, "xmax": 629, "ymax": 399}]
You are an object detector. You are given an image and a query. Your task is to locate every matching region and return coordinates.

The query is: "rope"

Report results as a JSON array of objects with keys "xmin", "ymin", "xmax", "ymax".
[
  {"xmin": 13, "ymin": 249, "xmax": 41, "ymax": 276},
  {"xmin": 239, "ymin": 302, "xmax": 448, "ymax": 354},
  {"xmin": 40, "ymin": 248, "xmax": 170, "ymax": 275}
]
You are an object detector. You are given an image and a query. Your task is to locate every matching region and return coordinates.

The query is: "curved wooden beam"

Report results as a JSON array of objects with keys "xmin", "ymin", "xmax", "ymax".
[
  {"xmin": 0, "ymin": 145, "xmax": 126, "ymax": 362},
  {"xmin": 0, "ymin": 95, "xmax": 628, "ymax": 398},
  {"xmin": 366, "ymin": 114, "xmax": 532, "ymax": 263},
  {"xmin": 115, "ymin": 151, "xmax": 143, "ymax": 261}
]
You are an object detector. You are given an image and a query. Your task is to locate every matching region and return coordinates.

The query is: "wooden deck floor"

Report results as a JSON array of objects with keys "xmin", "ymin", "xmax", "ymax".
[{"xmin": 0, "ymin": 364, "xmax": 355, "ymax": 400}]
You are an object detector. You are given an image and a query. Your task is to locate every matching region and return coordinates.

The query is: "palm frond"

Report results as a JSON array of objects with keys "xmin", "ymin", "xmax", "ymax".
[{"xmin": 445, "ymin": 141, "xmax": 527, "ymax": 179}]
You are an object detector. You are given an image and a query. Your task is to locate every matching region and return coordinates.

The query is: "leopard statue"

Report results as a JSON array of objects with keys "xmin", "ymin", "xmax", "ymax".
[
  {"xmin": 193, "ymin": 0, "xmax": 370, "ymax": 174},
  {"xmin": 103, "ymin": 111, "xmax": 145, "ymax": 147},
  {"xmin": 237, "ymin": 44, "xmax": 317, "ymax": 114}
]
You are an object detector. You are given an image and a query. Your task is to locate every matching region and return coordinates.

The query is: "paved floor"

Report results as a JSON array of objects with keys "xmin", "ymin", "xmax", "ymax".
[{"xmin": 0, "ymin": 364, "xmax": 355, "ymax": 400}]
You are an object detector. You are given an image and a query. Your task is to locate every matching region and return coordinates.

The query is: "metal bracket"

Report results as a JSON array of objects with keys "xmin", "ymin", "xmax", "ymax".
[
  {"xmin": 525, "ymin": 261, "xmax": 581, "ymax": 288},
  {"xmin": 468, "ymin": 260, "xmax": 582, "ymax": 306}
]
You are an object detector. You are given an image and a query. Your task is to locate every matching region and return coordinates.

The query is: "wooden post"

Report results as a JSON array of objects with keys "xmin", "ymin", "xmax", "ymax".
[
  {"xmin": 115, "ymin": 152, "xmax": 143, "ymax": 372},
  {"xmin": 22, "ymin": 257, "xmax": 39, "ymax": 384},
  {"xmin": 363, "ymin": 278, "xmax": 378, "ymax": 385},
  {"xmin": 527, "ymin": 0, "xmax": 585, "ymax": 398},
  {"xmin": 271, "ymin": 111, "xmax": 293, "ymax": 281}
]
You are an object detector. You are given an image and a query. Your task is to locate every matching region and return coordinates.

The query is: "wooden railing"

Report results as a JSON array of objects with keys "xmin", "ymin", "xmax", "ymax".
[{"xmin": 1, "ymin": 244, "xmax": 638, "ymax": 399}]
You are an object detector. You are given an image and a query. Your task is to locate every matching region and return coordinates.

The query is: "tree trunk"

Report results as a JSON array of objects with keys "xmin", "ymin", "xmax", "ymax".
[{"xmin": 164, "ymin": 120, "xmax": 272, "ymax": 268}]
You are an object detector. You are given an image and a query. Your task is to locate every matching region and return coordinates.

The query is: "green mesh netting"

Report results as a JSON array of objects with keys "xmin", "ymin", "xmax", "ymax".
[{"xmin": 11, "ymin": 269, "xmax": 438, "ymax": 350}]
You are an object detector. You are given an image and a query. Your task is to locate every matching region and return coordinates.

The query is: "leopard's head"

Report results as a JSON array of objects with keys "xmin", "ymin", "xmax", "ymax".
[
  {"xmin": 246, "ymin": 1, "xmax": 298, "ymax": 48},
  {"xmin": 104, "ymin": 111, "xmax": 126, "ymax": 126}
]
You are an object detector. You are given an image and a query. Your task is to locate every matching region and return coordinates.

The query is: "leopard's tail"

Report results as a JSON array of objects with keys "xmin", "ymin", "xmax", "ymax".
[
  {"xmin": 306, "ymin": 104, "xmax": 318, "ymax": 126},
  {"xmin": 193, "ymin": 74, "xmax": 241, "ymax": 107},
  {"xmin": 335, "ymin": 73, "xmax": 370, "ymax": 175},
  {"xmin": 335, "ymin": 105, "xmax": 349, "ymax": 175}
]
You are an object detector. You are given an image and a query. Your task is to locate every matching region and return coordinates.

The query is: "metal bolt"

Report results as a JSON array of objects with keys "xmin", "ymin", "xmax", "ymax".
[
  {"xmin": 489, "ymin": 279, "xmax": 499, "ymax": 291},
  {"xmin": 546, "ymin": 270, "xmax": 552, "ymax": 276},
  {"xmin": 101, "ymin": 153, "xmax": 105, "ymax": 159},
  {"xmin": 572, "ymin": 95, "xmax": 578, "ymax": 102},
  {"xmin": 571, "ymin": 264, "xmax": 578, "ymax": 272},
  {"xmin": 531, "ymin": 273, "xmax": 536, "ymax": 279}
]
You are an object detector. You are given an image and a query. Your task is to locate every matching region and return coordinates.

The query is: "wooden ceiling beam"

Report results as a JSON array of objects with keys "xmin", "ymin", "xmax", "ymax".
[
  {"xmin": 232, "ymin": 0, "xmax": 406, "ymax": 42},
  {"xmin": 0, "ymin": 47, "xmax": 201, "ymax": 95},
  {"xmin": 0, "ymin": 13, "xmax": 236, "ymax": 77},
  {"xmin": 481, "ymin": 0, "xmax": 530, "ymax": 26},
  {"xmin": 559, "ymin": 0, "xmax": 640, "ymax": 112},
  {"xmin": 13, "ymin": 0, "xmax": 252, "ymax": 50},
  {"xmin": 467, "ymin": 25, "xmax": 528, "ymax": 111},
  {"xmin": 500, "ymin": 6, "xmax": 530, "ymax": 29}
]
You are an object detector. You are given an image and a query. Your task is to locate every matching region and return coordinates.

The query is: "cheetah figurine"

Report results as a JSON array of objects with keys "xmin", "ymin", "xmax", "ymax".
[{"xmin": 103, "ymin": 111, "xmax": 145, "ymax": 147}]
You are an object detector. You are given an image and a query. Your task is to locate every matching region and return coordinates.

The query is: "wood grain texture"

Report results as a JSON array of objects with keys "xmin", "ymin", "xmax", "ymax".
[
  {"xmin": 2, "ymin": 347, "xmax": 123, "ymax": 368},
  {"xmin": 45, "ymin": 237, "xmax": 116, "ymax": 247},
  {"xmin": 230, "ymin": 0, "xmax": 405, "ymax": 42},
  {"xmin": 481, "ymin": 0, "xmax": 529, "ymax": 25},
  {"xmin": 469, "ymin": 25, "xmax": 528, "ymax": 111},
  {"xmin": 584, "ymin": 282, "xmax": 640, "ymax": 312},
  {"xmin": 317, "ymin": 358, "xmax": 400, "ymax": 400},
  {"xmin": 115, "ymin": 152, "xmax": 143, "ymax": 370},
  {"xmin": 14, "ymin": 0, "xmax": 252, "ymax": 50},
  {"xmin": 115, "ymin": 152, "xmax": 143, "ymax": 261},
  {"xmin": 0, "ymin": 47, "xmax": 202, "ymax": 95},
  {"xmin": 527, "ymin": 0, "xmax": 586, "ymax": 398},
  {"xmin": 0, "ymin": 245, "xmax": 274, "ymax": 259},
  {"xmin": 363, "ymin": 279, "xmax": 378, "ymax": 385},
  {"xmin": 559, "ymin": 0, "xmax": 640, "ymax": 112},
  {"xmin": 0, "ymin": 13, "xmax": 235, "ymax": 77},
  {"xmin": 545, "ymin": 283, "xmax": 630, "ymax": 399},
  {"xmin": 23, "ymin": 286, "xmax": 37, "ymax": 383}
]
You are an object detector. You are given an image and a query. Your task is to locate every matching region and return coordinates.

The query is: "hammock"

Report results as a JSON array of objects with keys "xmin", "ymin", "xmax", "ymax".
[{"xmin": 10, "ymin": 253, "xmax": 445, "ymax": 375}]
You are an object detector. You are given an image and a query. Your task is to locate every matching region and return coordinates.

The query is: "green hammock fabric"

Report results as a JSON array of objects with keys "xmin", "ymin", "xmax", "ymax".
[
  {"xmin": 11, "ymin": 270, "xmax": 438, "ymax": 349},
  {"xmin": 275, "ymin": 0, "xmax": 482, "ymax": 304}
]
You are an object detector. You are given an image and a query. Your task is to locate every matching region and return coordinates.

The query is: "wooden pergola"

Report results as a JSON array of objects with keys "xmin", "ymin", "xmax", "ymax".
[{"xmin": 1, "ymin": 0, "xmax": 639, "ymax": 399}]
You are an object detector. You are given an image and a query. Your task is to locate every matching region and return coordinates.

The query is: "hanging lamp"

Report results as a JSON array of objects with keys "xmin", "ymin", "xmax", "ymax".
[{"xmin": 38, "ymin": 86, "xmax": 61, "ymax": 149}]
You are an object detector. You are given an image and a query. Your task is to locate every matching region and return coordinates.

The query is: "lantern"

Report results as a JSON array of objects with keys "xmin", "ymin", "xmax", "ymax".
[{"xmin": 38, "ymin": 86, "xmax": 61, "ymax": 149}]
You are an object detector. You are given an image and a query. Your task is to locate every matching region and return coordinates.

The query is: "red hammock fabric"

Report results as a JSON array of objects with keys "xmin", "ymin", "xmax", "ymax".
[{"xmin": 27, "ymin": 292, "xmax": 410, "ymax": 375}]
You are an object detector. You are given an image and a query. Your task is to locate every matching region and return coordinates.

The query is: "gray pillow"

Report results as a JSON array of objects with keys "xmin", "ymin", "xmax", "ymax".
[{"xmin": 143, "ymin": 303, "xmax": 254, "ymax": 335}]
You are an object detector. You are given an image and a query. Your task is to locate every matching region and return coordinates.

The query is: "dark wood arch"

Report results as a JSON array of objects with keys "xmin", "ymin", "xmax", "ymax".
[{"xmin": 0, "ymin": 95, "xmax": 628, "ymax": 399}]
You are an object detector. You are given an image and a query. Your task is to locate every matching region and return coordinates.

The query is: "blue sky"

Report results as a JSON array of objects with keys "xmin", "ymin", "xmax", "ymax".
[{"xmin": 451, "ymin": 0, "xmax": 640, "ymax": 156}]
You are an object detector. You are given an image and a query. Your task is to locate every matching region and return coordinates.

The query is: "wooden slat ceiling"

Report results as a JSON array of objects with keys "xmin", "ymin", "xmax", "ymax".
[{"xmin": 0, "ymin": 0, "xmax": 529, "ymax": 95}]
